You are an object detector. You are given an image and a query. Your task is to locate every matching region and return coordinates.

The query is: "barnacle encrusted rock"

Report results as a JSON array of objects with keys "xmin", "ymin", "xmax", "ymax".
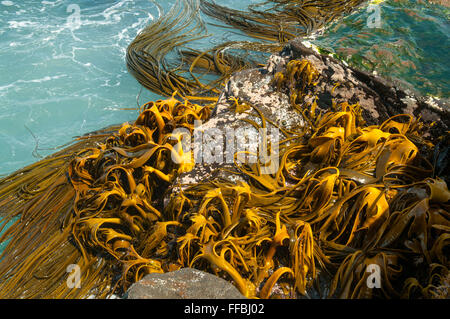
[{"xmin": 173, "ymin": 37, "xmax": 450, "ymax": 187}]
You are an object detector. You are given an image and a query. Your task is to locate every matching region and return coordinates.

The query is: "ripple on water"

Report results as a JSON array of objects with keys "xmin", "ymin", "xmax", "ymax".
[{"xmin": 0, "ymin": 0, "xmax": 163, "ymax": 176}]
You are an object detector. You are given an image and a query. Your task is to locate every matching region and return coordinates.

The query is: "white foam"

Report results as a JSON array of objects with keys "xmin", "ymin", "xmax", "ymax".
[
  {"xmin": 41, "ymin": 0, "xmax": 63, "ymax": 6},
  {"xmin": 1, "ymin": 1, "xmax": 14, "ymax": 6},
  {"xmin": 0, "ymin": 75, "xmax": 67, "ymax": 93},
  {"xmin": 17, "ymin": 75, "xmax": 66, "ymax": 83},
  {"xmin": 8, "ymin": 20, "xmax": 38, "ymax": 29}
]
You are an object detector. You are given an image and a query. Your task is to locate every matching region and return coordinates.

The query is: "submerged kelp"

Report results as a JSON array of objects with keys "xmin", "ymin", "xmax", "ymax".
[
  {"xmin": 126, "ymin": 0, "xmax": 280, "ymax": 99},
  {"xmin": 0, "ymin": 125, "xmax": 123, "ymax": 298},
  {"xmin": 0, "ymin": 0, "xmax": 448, "ymax": 299}
]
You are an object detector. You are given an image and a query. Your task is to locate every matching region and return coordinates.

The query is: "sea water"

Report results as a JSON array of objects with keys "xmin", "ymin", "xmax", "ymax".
[
  {"xmin": 0, "ymin": 0, "xmax": 448, "ymax": 252},
  {"xmin": 312, "ymin": 0, "xmax": 449, "ymax": 99},
  {"xmin": 0, "ymin": 0, "xmax": 161, "ymax": 176}
]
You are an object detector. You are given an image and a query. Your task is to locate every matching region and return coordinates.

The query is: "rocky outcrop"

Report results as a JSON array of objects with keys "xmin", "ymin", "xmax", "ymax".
[{"xmin": 125, "ymin": 268, "xmax": 246, "ymax": 299}]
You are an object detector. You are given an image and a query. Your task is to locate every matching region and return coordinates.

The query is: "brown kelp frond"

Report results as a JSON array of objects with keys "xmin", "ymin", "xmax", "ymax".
[
  {"xmin": 328, "ymin": 250, "xmax": 403, "ymax": 299},
  {"xmin": 126, "ymin": 0, "xmax": 367, "ymax": 100},
  {"xmin": 180, "ymin": 41, "xmax": 281, "ymax": 77},
  {"xmin": 67, "ymin": 96, "xmax": 213, "ymax": 293},
  {"xmin": 162, "ymin": 97, "xmax": 448, "ymax": 298},
  {"xmin": 0, "ymin": 124, "xmax": 121, "ymax": 223},
  {"xmin": 0, "ymin": 125, "xmax": 121, "ymax": 298},
  {"xmin": 200, "ymin": 0, "xmax": 367, "ymax": 43},
  {"xmin": 0, "ymin": 96, "xmax": 213, "ymax": 298},
  {"xmin": 126, "ymin": 0, "xmax": 274, "ymax": 100},
  {"xmin": 402, "ymin": 264, "xmax": 449, "ymax": 299},
  {"xmin": 199, "ymin": 0, "xmax": 299, "ymax": 43},
  {"xmin": 177, "ymin": 42, "xmax": 268, "ymax": 95},
  {"xmin": 126, "ymin": 0, "xmax": 213, "ymax": 97},
  {"xmin": 1, "ymin": 0, "xmax": 448, "ymax": 300},
  {"xmin": 0, "ymin": 125, "xmax": 120, "ymax": 207}
]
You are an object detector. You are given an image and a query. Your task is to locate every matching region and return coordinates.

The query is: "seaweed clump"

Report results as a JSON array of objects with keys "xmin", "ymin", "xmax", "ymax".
[{"xmin": 0, "ymin": 0, "xmax": 448, "ymax": 299}]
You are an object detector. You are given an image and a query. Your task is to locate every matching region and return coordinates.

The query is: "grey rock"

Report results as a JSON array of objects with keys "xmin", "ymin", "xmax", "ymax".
[{"xmin": 125, "ymin": 268, "xmax": 246, "ymax": 299}]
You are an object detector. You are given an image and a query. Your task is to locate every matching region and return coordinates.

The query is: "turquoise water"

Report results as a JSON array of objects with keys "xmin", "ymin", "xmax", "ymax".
[
  {"xmin": 0, "ymin": 216, "xmax": 17, "ymax": 261},
  {"xmin": 0, "ymin": 0, "xmax": 163, "ymax": 176},
  {"xmin": 312, "ymin": 0, "xmax": 450, "ymax": 98}
]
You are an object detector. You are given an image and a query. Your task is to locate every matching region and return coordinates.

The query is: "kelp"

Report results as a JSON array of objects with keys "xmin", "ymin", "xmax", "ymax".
[
  {"xmin": 200, "ymin": 0, "xmax": 367, "ymax": 43},
  {"xmin": 0, "ymin": 125, "xmax": 122, "ymax": 298},
  {"xmin": 126, "ymin": 0, "xmax": 367, "ymax": 100},
  {"xmin": 126, "ymin": 0, "xmax": 273, "ymax": 99},
  {"xmin": 0, "ymin": 0, "xmax": 448, "ymax": 299},
  {"xmin": 158, "ymin": 90, "xmax": 448, "ymax": 298},
  {"xmin": 0, "ymin": 95, "xmax": 214, "ymax": 298}
]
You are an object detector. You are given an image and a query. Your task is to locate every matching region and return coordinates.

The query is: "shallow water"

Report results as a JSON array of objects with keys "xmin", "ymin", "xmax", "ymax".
[{"xmin": 0, "ymin": 0, "xmax": 163, "ymax": 176}]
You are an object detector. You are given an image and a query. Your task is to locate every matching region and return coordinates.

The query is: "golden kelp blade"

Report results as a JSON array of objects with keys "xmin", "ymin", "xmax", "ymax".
[
  {"xmin": 126, "ymin": 2, "xmax": 276, "ymax": 100},
  {"xmin": 0, "ymin": 95, "xmax": 213, "ymax": 298},
  {"xmin": 126, "ymin": 0, "xmax": 210, "ymax": 97},
  {"xmin": 162, "ymin": 98, "xmax": 448, "ymax": 299},
  {"xmin": 126, "ymin": 0, "xmax": 367, "ymax": 101}
]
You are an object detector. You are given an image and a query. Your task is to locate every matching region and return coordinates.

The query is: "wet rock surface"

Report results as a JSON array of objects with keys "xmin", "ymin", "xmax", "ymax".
[
  {"xmin": 284, "ymin": 39, "xmax": 449, "ymax": 131},
  {"xmin": 125, "ymin": 268, "xmax": 246, "ymax": 299}
]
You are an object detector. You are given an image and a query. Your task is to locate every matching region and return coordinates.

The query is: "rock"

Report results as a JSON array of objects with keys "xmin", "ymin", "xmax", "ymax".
[
  {"xmin": 176, "ymin": 41, "xmax": 448, "ymax": 191},
  {"xmin": 171, "ymin": 37, "xmax": 450, "ymax": 189},
  {"xmin": 285, "ymin": 38, "xmax": 449, "ymax": 130},
  {"xmin": 125, "ymin": 268, "xmax": 246, "ymax": 299}
]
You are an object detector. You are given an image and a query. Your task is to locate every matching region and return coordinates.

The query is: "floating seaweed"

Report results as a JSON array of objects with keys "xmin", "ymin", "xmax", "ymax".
[
  {"xmin": 200, "ymin": 0, "xmax": 367, "ymax": 43},
  {"xmin": 0, "ymin": 0, "xmax": 448, "ymax": 299}
]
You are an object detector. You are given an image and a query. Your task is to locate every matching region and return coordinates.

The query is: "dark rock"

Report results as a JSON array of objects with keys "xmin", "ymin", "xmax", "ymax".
[
  {"xmin": 286, "ymin": 38, "xmax": 449, "ymax": 132},
  {"xmin": 138, "ymin": 37, "xmax": 450, "ymax": 299},
  {"xmin": 125, "ymin": 268, "xmax": 246, "ymax": 299}
]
